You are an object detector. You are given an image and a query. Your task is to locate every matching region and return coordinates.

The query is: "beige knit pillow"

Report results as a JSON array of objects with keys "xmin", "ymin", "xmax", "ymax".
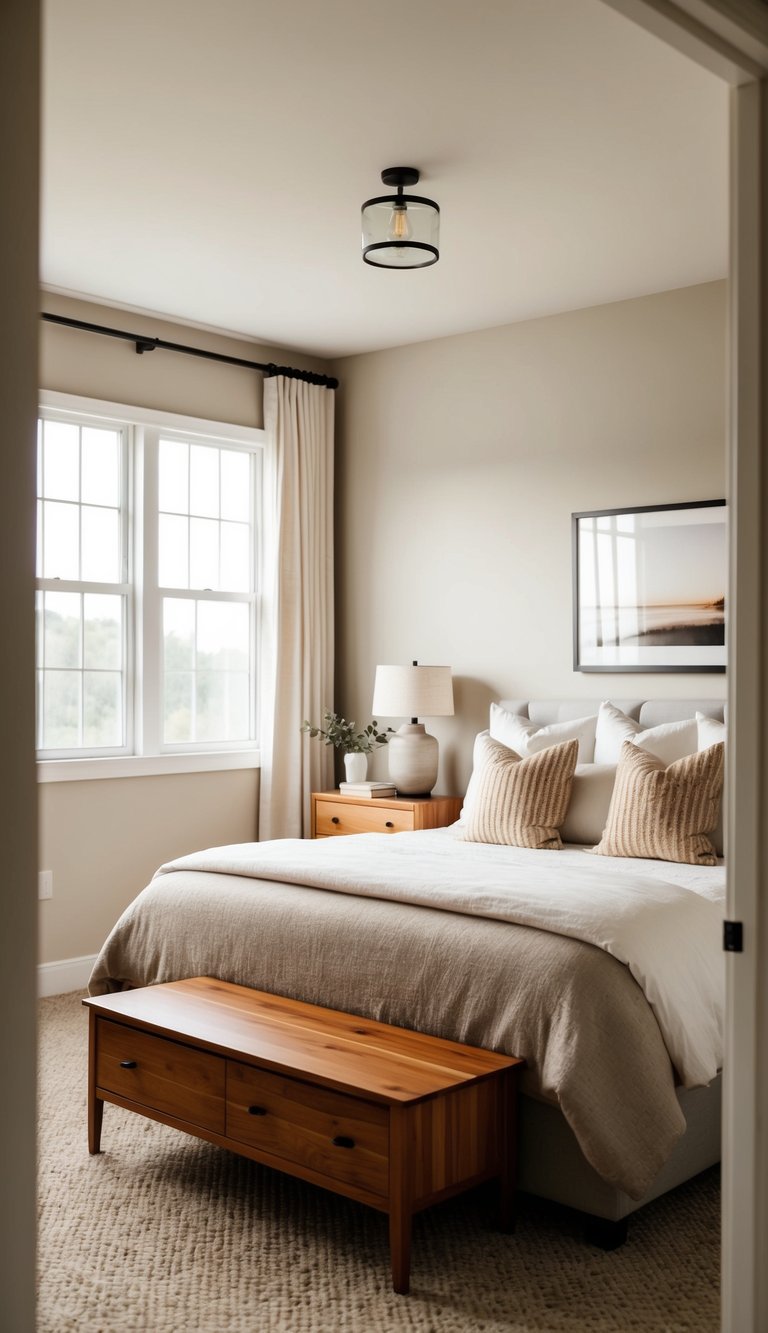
[
  {"xmin": 594, "ymin": 740, "xmax": 724, "ymax": 866},
  {"xmin": 462, "ymin": 734, "xmax": 579, "ymax": 849}
]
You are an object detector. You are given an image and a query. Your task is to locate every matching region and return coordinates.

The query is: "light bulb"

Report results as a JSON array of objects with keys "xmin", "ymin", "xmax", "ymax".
[{"xmin": 387, "ymin": 203, "xmax": 412, "ymax": 243}]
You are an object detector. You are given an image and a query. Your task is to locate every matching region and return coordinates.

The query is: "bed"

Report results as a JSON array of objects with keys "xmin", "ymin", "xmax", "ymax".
[{"xmin": 89, "ymin": 697, "xmax": 726, "ymax": 1245}]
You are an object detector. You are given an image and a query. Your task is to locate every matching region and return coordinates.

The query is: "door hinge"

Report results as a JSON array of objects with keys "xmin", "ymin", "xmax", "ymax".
[{"xmin": 723, "ymin": 920, "xmax": 743, "ymax": 953}]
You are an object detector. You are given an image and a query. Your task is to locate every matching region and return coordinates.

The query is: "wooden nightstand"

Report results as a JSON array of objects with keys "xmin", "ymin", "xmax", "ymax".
[{"xmin": 311, "ymin": 791, "xmax": 463, "ymax": 839}]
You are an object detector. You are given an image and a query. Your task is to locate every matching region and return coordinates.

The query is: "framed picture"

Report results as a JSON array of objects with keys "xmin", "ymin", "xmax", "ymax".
[{"xmin": 572, "ymin": 499, "xmax": 726, "ymax": 673}]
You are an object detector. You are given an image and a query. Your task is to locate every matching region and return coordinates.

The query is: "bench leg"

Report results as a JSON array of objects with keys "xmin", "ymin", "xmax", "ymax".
[
  {"xmin": 87, "ymin": 1008, "xmax": 103, "ymax": 1154},
  {"xmin": 584, "ymin": 1215, "xmax": 629, "ymax": 1250},
  {"xmin": 389, "ymin": 1205, "xmax": 412, "ymax": 1295}
]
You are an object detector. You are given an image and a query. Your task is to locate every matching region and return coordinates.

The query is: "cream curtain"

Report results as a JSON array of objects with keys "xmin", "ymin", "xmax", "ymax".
[{"xmin": 258, "ymin": 374, "xmax": 335, "ymax": 840}]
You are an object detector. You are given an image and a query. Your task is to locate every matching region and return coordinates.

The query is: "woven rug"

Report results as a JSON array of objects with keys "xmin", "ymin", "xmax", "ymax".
[{"xmin": 38, "ymin": 992, "xmax": 720, "ymax": 1332}]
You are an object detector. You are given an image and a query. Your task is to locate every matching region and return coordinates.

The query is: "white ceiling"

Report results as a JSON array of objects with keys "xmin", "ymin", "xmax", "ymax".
[{"xmin": 41, "ymin": 0, "xmax": 728, "ymax": 359}]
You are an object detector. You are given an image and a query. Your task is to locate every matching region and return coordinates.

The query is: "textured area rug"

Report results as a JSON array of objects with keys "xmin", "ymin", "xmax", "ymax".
[{"xmin": 38, "ymin": 992, "xmax": 720, "ymax": 1332}]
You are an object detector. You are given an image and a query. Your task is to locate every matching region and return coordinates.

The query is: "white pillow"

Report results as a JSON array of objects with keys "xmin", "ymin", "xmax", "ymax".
[
  {"xmin": 593, "ymin": 701, "xmax": 698, "ymax": 766},
  {"xmin": 697, "ymin": 711, "xmax": 727, "ymax": 750},
  {"xmin": 561, "ymin": 764, "xmax": 617, "ymax": 846},
  {"xmin": 490, "ymin": 703, "xmax": 596, "ymax": 763},
  {"xmin": 593, "ymin": 701, "xmax": 641, "ymax": 763}
]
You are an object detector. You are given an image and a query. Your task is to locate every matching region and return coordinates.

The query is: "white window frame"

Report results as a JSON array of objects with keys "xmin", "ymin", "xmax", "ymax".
[{"xmin": 36, "ymin": 390, "xmax": 265, "ymax": 782}]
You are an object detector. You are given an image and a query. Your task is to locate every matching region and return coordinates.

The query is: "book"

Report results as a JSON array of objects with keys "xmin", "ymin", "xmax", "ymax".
[{"xmin": 339, "ymin": 781, "xmax": 397, "ymax": 798}]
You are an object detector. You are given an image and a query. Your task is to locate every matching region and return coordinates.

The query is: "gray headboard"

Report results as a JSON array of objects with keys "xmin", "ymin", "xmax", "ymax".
[{"xmin": 499, "ymin": 699, "xmax": 726, "ymax": 726}]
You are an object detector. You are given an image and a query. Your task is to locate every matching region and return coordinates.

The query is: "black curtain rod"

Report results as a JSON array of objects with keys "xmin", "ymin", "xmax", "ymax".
[{"xmin": 40, "ymin": 312, "xmax": 338, "ymax": 390}]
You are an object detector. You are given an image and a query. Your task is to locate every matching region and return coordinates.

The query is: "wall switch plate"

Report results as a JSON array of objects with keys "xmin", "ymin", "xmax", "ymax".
[{"xmin": 38, "ymin": 870, "xmax": 53, "ymax": 900}]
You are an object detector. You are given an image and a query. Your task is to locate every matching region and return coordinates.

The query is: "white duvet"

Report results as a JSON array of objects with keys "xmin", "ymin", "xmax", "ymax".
[{"xmin": 158, "ymin": 826, "xmax": 725, "ymax": 1089}]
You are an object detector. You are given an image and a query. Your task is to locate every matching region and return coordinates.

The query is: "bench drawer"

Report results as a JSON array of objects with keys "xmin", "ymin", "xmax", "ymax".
[
  {"xmin": 227, "ymin": 1062, "xmax": 389, "ymax": 1199},
  {"xmin": 97, "ymin": 1018, "xmax": 226, "ymax": 1134}
]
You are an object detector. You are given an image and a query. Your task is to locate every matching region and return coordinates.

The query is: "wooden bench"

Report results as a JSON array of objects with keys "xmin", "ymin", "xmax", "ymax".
[{"xmin": 84, "ymin": 977, "xmax": 523, "ymax": 1294}]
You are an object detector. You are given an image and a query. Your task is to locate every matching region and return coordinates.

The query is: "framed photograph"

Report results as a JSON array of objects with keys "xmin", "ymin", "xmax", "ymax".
[{"xmin": 572, "ymin": 499, "xmax": 726, "ymax": 673}]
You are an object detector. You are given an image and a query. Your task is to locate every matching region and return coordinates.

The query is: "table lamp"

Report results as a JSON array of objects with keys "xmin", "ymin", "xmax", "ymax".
[{"xmin": 372, "ymin": 661, "xmax": 454, "ymax": 795}]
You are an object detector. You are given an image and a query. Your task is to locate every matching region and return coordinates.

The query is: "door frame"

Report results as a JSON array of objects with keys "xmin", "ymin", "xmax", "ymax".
[{"xmin": 603, "ymin": 5, "xmax": 768, "ymax": 1330}]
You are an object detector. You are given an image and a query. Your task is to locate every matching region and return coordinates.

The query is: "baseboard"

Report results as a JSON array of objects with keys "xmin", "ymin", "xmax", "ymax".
[{"xmin": 38, "ymin": 954, "xmax": 97, "ymax": 997}]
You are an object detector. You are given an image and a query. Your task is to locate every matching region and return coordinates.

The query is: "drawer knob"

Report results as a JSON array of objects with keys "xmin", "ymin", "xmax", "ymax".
[
  {"xmin": 331, "ymin": 816, "xmax": 340, "ymax": 825},
  {"xmin": 247, "ymin": 1105, "xmax": 267, "ymax": 1116},
  {"xmin": 385, "ymin": 821, "xmax": 394, "ymax": 829},
  {"xmin": 119, "ymin": 1060, "xmax": 137, "ymax": 1070},
  {"xmin": 332, "ymin": 1134, "xmax": 355, "ymax": 1149}
]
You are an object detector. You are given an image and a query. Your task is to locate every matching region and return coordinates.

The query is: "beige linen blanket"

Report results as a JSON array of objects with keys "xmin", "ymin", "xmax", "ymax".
[{"xmin": 89, "ymin": 830, "xmax": 724, "ymax": 1199}]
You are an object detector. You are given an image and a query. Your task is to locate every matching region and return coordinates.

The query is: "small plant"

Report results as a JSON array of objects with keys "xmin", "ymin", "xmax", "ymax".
[{"xmin": 301, "ymin": 710, "xmax": 394, "ymax": 754}]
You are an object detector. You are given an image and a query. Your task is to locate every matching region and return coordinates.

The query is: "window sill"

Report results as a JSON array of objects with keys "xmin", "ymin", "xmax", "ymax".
[{"xmin": 37, "ymin": 750, "xmax": 261, "ymax": 783}]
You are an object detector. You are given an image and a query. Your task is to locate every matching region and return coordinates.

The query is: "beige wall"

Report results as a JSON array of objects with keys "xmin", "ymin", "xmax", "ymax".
[
  {"xmin": 334, "ymin": 281, "xmax": 728, "ymax": 797},
  {"xmin": 39, "ymin": 770, "xmax": 258, "ymax": 963},
  {"xmin": 39, "ymin": 294, "xmax": 332, "ymax": 966}
]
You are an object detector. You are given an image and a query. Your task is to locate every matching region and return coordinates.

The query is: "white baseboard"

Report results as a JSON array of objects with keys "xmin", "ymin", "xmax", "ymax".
[{"xmin": 38, "ymin": 954, "xmax": 98, "ymax": 997}]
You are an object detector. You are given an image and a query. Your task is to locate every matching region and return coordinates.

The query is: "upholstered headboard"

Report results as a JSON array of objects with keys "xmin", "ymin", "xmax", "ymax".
[{"xmin": 499, "ymin": 699, "xmax": 726, "ymax": 726}]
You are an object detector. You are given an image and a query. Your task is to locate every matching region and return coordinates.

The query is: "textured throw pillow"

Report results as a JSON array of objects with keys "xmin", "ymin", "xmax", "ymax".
[
  {"xmin": 594, "ymin": 740, "xmax": 725, "ymax": 866},
  {"xmin": 490, "ymin": 703, "xmax": 596, "ymax": 763},
  {"xmin": 462, "ymin": 734, "xmax": 579, "ymax": 849},
  {"xmin": 593, "ymin": 701, "xmax": 698, "ymax": 765}
]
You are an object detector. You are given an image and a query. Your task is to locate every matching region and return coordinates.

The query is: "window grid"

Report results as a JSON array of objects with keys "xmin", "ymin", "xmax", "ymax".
[{"xmin": 36, "ymin": 412, "xmax": 131, "ymax": 757}]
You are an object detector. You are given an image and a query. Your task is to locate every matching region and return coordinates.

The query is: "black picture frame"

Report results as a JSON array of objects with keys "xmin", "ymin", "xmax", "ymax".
[{"xmin": 572, "ymin": 499, "xmax": 727, "ymax": 673}]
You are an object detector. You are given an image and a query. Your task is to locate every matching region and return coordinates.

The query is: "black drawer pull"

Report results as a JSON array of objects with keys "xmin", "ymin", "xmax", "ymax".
[
  {"xmin": 119, "ymin": 1060, "xmax": 137, "ymax": 1069},
  {"xmin": 385, "ymin": 821, "xmax": 394, "ymax": 829},
  {"xmin": 332, "ymin": 1134, "xmax": 355, "ymax": 1149},
  {"xmin": 247, "ymin": 1105, "xmax": 267, "ymax": 1116},
  {"xmin": 331, "ymin": 816, "xmax": 340, "ymax": 825}
]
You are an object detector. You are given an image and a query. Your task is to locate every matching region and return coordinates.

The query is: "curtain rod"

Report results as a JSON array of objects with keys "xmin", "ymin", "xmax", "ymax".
[{"xmin": 40, "ymin": 312, "xmax": 339, "ymax": 390}]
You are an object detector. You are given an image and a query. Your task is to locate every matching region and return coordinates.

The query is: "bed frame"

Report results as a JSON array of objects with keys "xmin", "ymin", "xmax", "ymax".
[{"xmin": 499, "ymin": 698, "xmax": 725, "ymax": 1246}]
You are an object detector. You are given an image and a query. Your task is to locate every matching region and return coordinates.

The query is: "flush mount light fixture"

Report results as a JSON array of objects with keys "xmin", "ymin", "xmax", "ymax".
[{"xmin": 361, "ymin": 167, "xmax": 440, "ymax": 269}]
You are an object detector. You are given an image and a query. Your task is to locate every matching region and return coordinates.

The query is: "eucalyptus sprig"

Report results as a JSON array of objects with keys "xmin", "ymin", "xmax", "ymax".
[{"xmin": 301, "ymin": 710, "xmax": 394, "ymax": 755}]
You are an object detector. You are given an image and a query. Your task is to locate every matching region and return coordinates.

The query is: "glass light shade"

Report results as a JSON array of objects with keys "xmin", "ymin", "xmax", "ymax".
[
  {"xmin": 362, "ymin": 193, "xmax": 440, "ymax": 269},
  {"xmin": 372, "ymin": 664, "xmax": 453, "ymax": 719}
]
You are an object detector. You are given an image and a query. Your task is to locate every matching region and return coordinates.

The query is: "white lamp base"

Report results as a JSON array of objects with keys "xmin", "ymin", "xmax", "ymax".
[{"xmin": 386, "ymin": 723, "xmax": 439, "ymax": 796}]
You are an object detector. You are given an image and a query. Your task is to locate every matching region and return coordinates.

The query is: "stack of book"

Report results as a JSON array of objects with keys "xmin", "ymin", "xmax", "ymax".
[{"xmin": 339, "ymin": 780, "xmax": 397, "ymax": 799}]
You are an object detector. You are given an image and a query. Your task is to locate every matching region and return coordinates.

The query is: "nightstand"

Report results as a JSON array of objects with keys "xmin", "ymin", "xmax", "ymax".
[{"xmin": 311, "ymin": 791, "xmax": 463, "ymax": 839}]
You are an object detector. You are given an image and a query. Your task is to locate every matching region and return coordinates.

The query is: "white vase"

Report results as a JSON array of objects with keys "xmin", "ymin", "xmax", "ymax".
[{"xmin": 343, "ymin": 752, "xmax": 368, "ymax": 784}]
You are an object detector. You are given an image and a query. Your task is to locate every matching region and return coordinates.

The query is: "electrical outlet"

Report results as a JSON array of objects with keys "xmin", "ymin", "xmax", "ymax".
[{"xmin": 38, "ymin": 870, "xmax": 53, "ymax": 900}]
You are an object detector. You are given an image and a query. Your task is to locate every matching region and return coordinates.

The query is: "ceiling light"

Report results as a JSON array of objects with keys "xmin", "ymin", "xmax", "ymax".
[{"xmin": 361, "ymin": 167, "xmax": 440, "ymax": 269}]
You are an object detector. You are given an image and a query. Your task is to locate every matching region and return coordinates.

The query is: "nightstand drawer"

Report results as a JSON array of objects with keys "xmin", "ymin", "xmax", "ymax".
[{"xmin": 314, "ymin": 798, "xmax": 414, "ymax": 836}]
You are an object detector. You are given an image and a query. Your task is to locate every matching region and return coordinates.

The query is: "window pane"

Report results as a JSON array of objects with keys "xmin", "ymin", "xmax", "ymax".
[
  {"xmin": 81, "ymin": 428, "xmax": 120, "ymax": 506},
  {"xmin": 84, "ymin": 594, "xmax": 122, "ymax": 670},
  {"xmin": 43, "ymin": 420, "xmax": 79, "ymax": 501},
  {"xmin": 42, "ymin": 670, "xmax": 81, "ymax": 749},
  {"xmin": 43, "ymin": 501, "xmax": 79, "ymax": 579},
  {"xmin": 220, "ymin": 450, "xmax": 250, "ymax": 522},
  {"xmin": 81, "ymin": 506, "xmax": 120, "ymax": 583},
  {"xmin": 190, "ymin": 518, "xmax": 219, "ymax": 589},
  {"xmin": 195, "ymin": 672, "xmax": 250, "ymax": 742},
  {"xmin": 164, "ymin": 672, "xmax": 194, "ymax": 743},
  {"xmin": 44, "ymin": 591, "xmax": 81, "ymax": 668},
  {"xmin": 36, "ymin": 501, "xmax": 43, "ymax": 580},
  {"xmin": 159, "ymin": 514, "xmax": 189, "ymax": 587},
  {"xmin": 159, "ymin": 439, "xmax": 189, "ymax": 514},
  {"xmin": 190, "ymin": 445, "xmax": 219, "ymax": 518},
  {"xmin": 84, "ymin": 671, "xmax": 122, "ymax": 747},
  {"xmin": 163, "ymin": 598, "xmax": 195, "ymax": 671},
  {"xmin": 197, "ymin": 600, "xmax": 249, "ymax": 670},
  {"xmin": 220, "ymin": 522, "xmax": 250, "ymax": 593}
]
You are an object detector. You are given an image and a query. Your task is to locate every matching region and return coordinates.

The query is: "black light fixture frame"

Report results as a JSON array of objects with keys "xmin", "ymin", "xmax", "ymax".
[{"xmin": 362, "ymin": 167, "xmax": 439, "ymax": 269}]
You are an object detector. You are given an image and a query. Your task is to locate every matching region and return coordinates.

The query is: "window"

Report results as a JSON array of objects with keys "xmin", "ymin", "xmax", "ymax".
[{"xmin": 36, "ymin": 393, "xmax": 264, "ymax": 777}]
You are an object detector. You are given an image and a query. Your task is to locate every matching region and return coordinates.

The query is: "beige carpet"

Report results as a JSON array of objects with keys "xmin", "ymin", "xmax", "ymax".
[{"xmin": 38, "ymin": 992, "xmax": 720, "ymax": 1333}]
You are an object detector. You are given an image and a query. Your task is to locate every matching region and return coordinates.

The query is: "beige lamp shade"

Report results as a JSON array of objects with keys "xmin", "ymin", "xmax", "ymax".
[
  {"xmin": 372, "ymin": 664, "xmax": 454, "ymax": 721},
  {"xmin": 372, "ymin": 663, "xmax": 453, "ymax": 796}
]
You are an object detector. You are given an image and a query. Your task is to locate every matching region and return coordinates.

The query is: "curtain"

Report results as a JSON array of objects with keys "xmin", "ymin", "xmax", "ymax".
[{"xmin": 258, "ymin": 374, "xmax": 335, "ymax": 839}]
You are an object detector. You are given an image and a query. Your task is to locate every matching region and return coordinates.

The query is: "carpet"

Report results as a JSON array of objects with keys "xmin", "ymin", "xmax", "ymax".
[{"xmin": 37, "ymin": 991, "xmax": 720, "ymax": 1332}]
